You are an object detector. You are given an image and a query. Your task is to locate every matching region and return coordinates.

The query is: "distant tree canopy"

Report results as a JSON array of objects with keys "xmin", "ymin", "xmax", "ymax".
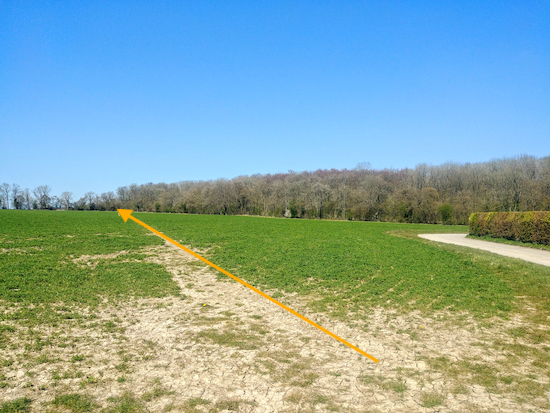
[{"xmin": 3, "ymin": 155, "xmax": 550, "ymax": 225}]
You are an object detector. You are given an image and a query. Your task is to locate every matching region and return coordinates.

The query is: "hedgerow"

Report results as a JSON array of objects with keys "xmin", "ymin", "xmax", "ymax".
[{"xmin": 469, "ymin": 211, "xmax": 550, "ymax": 245}]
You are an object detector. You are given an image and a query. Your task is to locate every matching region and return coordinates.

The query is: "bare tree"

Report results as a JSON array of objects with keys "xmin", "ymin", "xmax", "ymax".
[
  {"xmin": 412, "ymin": 164, "xmax": 430, "ymax": 189},
  {"xmin": 60, "ymin": 192, "xmax": 73, "ymax": 210},
  {"xmin": 1, "ymin": 183, "xmax": 10, "ymax": 209},
  {"xmin": 83, "ymin": 192, "xmax": 96, "ymax": 210},
  {"xmin": 22, "ymin": 189, "xmax": 33, "ymax": 210},
  {"xmin": 10, "ymin": 184, "xmax": 21, "ymax": 209},
  {"xmin": 210, "ymin": 179, "xmax": 232, "ymax": 215},
  {"xmin": 311, "ymin": 182, "xmax": 330, "ymax": 218},
  {"xmin": 97, "ymin": 191, "xmax": 117, "ymax": 211},
  {"xmin": 117, "ymin": 186, "xmax": 130, "ymax": 203},
  {"xmin": 76, "ymin": 154, "xmax": 549, "ymax": 224},
  {"xmin": 50, "ymin": 196, "xmax": 61, "ymax": 209},
  {"xmin": 355, "ymin": 161, "xmax": 372, "ymax": 171},
  {"xmin": 33, "ymin": 185, "xmax": 51, "ymax": 209}
]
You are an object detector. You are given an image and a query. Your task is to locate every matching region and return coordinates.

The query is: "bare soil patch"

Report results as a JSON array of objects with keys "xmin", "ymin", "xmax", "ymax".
[{"xmin": 1, "ymin": 242, "xmax": 549, "ymax": 412}]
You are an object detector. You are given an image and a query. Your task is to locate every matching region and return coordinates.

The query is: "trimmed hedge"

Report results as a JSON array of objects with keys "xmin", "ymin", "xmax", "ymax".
[{"xmin": 469, "ymin": 211, "xmax": 550, "ymax": 246}]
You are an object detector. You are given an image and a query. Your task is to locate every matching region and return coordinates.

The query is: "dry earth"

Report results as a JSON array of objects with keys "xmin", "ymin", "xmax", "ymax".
[{"xmin": 1, "ymin": 242, "xmax": 549, "ymax": 412}]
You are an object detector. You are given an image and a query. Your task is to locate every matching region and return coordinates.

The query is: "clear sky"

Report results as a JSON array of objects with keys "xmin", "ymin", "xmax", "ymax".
[{"xmin": 1, "ymin": 1, "xmax": 549, "ymax": 199}]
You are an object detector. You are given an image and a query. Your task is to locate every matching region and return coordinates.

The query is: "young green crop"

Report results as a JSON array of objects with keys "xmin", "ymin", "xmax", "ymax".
[
  {"xmin": 0, "ymin": 210, "xmax": 179, "ymax": 325},
  {"xmin": 4, "ymin": 210, "xmax": 549, "ymax": 323},
  {"xmin": 141, "ymin": 213, "xmax": 514, "ymax": 317}
]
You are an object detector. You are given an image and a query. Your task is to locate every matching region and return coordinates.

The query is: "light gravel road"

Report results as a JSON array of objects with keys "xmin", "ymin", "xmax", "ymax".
[{"xmin": 418, "ymin": 233, "xmax": 550, "ymax": 267}]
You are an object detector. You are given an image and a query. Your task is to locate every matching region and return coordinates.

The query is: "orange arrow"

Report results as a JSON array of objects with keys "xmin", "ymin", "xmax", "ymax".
[{"xmin": 117, "ymin": 209, "xmax": 378, "ymax": 363}]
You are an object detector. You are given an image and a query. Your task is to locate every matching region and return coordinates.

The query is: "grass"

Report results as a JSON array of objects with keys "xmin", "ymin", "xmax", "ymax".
[
  {"xmin": 359, "ymin": 374, "xmax": 408, "ymax": 394},
  {"xmin": 181, "ymin": 397, "xmax": 210, "ymax": 411},
  {"xmin": 104, "ymin": 392, "xmax": 145, "ymax": 413},
  {"xmin": 467, "ymin": 234, "xmax": 550, "ymax": 251},
  {"xmin": 141, "ymin": 378, "xmax": 175, "ymax": 401},
  {"xmin": 1, "ymin": 211, "xmax": 549, "ymax": 409},
  {"xmin": 142, "ymin": 213, "xmax": 516, "ymax": 318},
  {"xmin": 0, "ymin": 398, "xmax": 32, "ymax": 413},
  {"xmin": 420, "ymin": 391, "xmax": 444, "ymax": 407},
  {"xmin": 0, "ymin": 211, "xmax": 180, "ymax": 326},
  {"xmin": 50, "ymin": 393, "xmax": 98, "ymax": 412},
  {"xmin": 194, "ymin": 326, "xmax": 264, "ymax": 350},
  {"xmin": 3, "ymin": 210, "xmax": 549, "ymax": 325},
  {"xmin": 283, "ymin": 391, "xmax": 339, "ymax": 411},
  {"xmin": 424, "ymin": 352, "xmax": 550, "ymax": 401}
]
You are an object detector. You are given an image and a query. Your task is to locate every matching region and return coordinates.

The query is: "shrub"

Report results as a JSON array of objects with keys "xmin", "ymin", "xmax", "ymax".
[
  {"xmin": 438, "ymin": 203, "xmax": 454, "ymax": 224},
  {"xmin": 469, "ymin": 211, "xmax": 550, "ymax": 245}
]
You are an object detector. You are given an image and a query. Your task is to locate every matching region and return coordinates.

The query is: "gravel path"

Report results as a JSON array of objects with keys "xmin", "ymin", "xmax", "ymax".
[{"xmin": 418, "ymin": 233, "xmax": 550, "ymax": 267}]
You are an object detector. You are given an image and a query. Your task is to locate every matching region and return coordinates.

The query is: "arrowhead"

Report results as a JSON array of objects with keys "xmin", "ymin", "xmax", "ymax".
[{"xmin": 117, "ymin": 209, "xmax": 134, "ymax": 223}]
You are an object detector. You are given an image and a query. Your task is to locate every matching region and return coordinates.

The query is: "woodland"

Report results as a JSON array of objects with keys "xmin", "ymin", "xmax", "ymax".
[{"xmin": 2, "ymin": 154, "xmax": 550, "ymax": 225}]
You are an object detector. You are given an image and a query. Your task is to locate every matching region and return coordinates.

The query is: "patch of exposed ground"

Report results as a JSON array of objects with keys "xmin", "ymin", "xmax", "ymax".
[
  {"xmin": 1, "ymin": 242, "xmax": 549, "ymax": 412},
  {"xmin": 0, "ymin": 246, "xmax": 43, "ymax": 254}
]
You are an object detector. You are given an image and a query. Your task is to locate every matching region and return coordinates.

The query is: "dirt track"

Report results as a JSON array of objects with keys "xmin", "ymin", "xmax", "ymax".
[{"xmin": 418, "ymin": 234, "xmax": 550, "ymax": 267}]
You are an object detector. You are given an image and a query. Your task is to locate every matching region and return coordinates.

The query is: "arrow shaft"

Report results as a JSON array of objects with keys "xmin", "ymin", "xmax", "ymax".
[{"xmin": 128, "ymin": 214, "xmax": 378, "ymax": 363}]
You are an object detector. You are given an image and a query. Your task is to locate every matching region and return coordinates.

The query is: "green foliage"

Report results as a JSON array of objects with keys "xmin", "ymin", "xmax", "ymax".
[
  {"xmin": 141, "ymin": 378, "xmax": 174, "ymax": 401},
  {"xmin": 469, "ymin": 211, "xmax": 550, "ymax": 245},
  {"xmin": 438, "ymin": 203, "xmax": 454, "ymax": 224},
  {"xmin": 104, "ymin": 392, "xmax": 145, "ymax": 413},
  {"xmin": 420, "ymin": 392, "xmax": 444, "ymax": 407},
  {"xmin": 359, "ymin": 374, "xmax": 407, "ymax": 393},
  {"xmin": 0, "ymin": 398, "xmax": 32, "ymax": 413},
  {"xmin": 51, "ymin": 394, "xmax": 98, "ymax": 412},
  {"xmin": 213, "ymin": 400, "xmax": 241, "ymax": 410},
  {"xmin": 182, "ymin": 398, "xmax": 210, "ymax": 408},
  {"xmin": 195, "ymin": 328, "xmax": 262, "ymax": 350}
]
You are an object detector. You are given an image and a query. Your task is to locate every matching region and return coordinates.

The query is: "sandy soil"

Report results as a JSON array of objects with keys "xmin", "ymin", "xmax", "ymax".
[{"xmin": 1, "ymin": 242, "xmax": 549, "ymax": 412}]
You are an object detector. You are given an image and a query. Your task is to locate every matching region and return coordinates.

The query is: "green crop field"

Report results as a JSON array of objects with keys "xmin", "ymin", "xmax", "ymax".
[
  {"xmin": 2, "ymin": 210, "xmax": 550, "ymax": 322},
  {"xmin": 0, "ymin": 210, "xmax": 517, "ymax": 321},
  {"xmin": 0, "ymin": 211, "xmax": 179, "ymax": 326},
  {"xmin": 144, "ymin": 213, "xmax": 514, "ymax": 318},
  {"xmin": 1, "ymin": 210, "xmax": 550, "ymax": 411}
]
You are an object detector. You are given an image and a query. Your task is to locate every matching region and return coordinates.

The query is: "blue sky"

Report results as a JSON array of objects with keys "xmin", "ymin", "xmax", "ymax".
[{"xmin": 1, "ymin": 1, "xmax": 549, "ymax": 199}]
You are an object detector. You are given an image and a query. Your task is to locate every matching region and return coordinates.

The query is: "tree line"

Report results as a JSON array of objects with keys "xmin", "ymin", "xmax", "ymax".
[{"xmin": 2, "ymin": 154, "xmax": 549, "ymax": 225}]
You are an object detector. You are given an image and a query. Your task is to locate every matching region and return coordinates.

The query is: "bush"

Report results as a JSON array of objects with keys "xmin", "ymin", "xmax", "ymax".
[
  {"xmin": 438, "ymin": 203, "xmax": 454, "ymax": 224},
  {"xmin": 469, "ymin": 211, "xmax": 550, "ymax": 245}
]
